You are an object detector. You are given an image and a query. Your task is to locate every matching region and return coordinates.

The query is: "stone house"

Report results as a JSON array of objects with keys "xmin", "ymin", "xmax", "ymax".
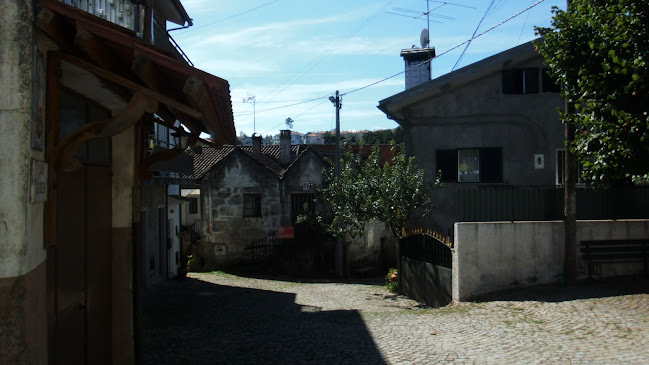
[
  {"xmin": 379, "ymin": 39, "xmax": 648, "ymax": 235},
  {"xmin": 186, "ymin": 132, "xmax": 397, "ymax": 272},
  {"xmin": 187, "ymin": 131, "xmax": 327, "ymax": 269},
  {"xmin": 0, "ymin": 1, "xmax": 235, "ymax": 363}
]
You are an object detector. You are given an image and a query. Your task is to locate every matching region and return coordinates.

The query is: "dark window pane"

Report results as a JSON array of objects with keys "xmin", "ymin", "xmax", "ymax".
[
  {"xmin": 524, "ymin": 68, "xmax": 539, "ymax": 94},
  {"xmin": 436, "ymin": 149, "xmax": 458, "ymax": 182},
  {"xmin": 502, "ymin": 69, "xmax": 524, "ymax": 94},
  {"xmin": 243, "ymin": 193, "xmax": 262, "ymax": 217},
  {"xmin": 480, "ymin": 148, "xmax": 503, "ymax": 183}
]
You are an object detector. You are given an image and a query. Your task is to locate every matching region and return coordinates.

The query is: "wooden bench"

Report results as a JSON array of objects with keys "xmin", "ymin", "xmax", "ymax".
[{"xmin": 580, "ymin": 239, "xmax": 649, "ymax": 278}]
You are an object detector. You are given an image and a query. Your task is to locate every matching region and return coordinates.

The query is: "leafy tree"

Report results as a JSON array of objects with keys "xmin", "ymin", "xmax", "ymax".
[
  {"xmin": 285, "ymin": 117, "xmax": 294, "ymax": 129},
  {"xmin": 362, "ymin": 126, "xmax": 404, "ymax": 144},
  {"xmin": 304, "ymin": 142, "xmax": 438, "ymax": 238},
  {"xmin": 536, "ymin": 1, "xmax": 649, "ymax": 187},
  {"xmin": 322, "ymin": 131, "xmax": 335, "ymax": 144}
]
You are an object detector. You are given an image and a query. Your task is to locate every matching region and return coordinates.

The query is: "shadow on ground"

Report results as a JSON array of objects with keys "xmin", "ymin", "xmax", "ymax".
[
  {"xmin": 472, "ymin": 274, "xmax": 649, "ymax": 303},
  {"xmin": 142, "ymin": 278, "xmax": 386, "ymax": 365}
]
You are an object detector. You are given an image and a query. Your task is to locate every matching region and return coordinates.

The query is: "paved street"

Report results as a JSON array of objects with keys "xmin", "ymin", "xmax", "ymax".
[{"xmin": 142, "ymin": 272, "xmax": 649, "ymax": 364}]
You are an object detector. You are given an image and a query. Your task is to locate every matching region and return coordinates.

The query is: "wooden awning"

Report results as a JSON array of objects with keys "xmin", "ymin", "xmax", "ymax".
[{"xmin": 36, "ymin": 0, "xmax": 236, "ymax": 146}]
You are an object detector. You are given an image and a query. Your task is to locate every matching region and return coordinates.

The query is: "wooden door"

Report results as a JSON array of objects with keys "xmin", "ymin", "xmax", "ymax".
[{"xmin": 54, "ymin": 164, "xmax": 112, "ymax": 365}]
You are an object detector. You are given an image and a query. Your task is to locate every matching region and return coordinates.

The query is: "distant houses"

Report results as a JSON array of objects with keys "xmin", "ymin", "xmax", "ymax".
[{"xmin": 237, "ymin": 129, "xmax": 377, "ymax": 145}]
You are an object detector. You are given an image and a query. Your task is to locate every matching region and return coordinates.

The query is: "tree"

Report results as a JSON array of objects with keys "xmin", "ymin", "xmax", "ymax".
[
  {"xmin": 304, "ymin": 143, "xmax": 438, "ymax": 238},
  {"xmin": 362, "ymin": 126, "xmax": 404, "ymax": 144},
  {"xmin": 536, "ymin": 1, "xmax": 649, "ymax": 187},
  {"xmin": 322, "ymin": 131, "xmax": 335, "ymax": 144}
]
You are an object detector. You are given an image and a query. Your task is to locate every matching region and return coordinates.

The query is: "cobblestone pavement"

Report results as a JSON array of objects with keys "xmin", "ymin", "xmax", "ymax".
[{"xmin": 142, "ymin": 273, "xmax": 649, "ymax": 364}]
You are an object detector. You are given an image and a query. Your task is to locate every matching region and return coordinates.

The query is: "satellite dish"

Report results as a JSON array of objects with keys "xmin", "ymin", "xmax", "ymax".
[{"xmin": 420, "ymin": 28, "xmax": 429, "ymax": 49}]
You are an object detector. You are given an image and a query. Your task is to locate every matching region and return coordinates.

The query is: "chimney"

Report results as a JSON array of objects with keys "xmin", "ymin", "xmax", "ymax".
[
  {"xmin": 280, "ymin": 130, "xmax": 291, "ymax": 165},
  {"xmin": 400, "ymin": 47, "xmax": 435, "ymax": 89},
  {"xmin": 252, "ymin": 134, "xmax": 262, "ymax": 154}
]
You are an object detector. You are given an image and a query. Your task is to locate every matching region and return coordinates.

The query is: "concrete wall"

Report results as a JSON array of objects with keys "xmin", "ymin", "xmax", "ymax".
[
  {"xmin": 453, "ymin": 220, "xmax": 649, "ymax": 301},
  {"xmin": 346, "ymin": 220, "xmax": 395, "ymax": 270},
  {"xmin": 402, "ymin": 54, "xmax": 564, "ymax": 233},
  {"xmin": 200, "ymin": 150, "xmax": 282, "ymax": 268},
  {"xmin": 0, "ymin": 1, "xmax": 48, "ymax": 362}
]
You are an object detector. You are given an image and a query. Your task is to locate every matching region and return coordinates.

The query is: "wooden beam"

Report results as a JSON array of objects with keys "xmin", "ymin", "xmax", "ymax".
[
  {"xmin": 183, "ymin": 75, "xmax": 227, "ymax": 146},
  {"xmin": 75, "ymin": 29, "xmax": 131, "ymax": 77},
  {"xmin": 36, "ymin": 7, "xmax": 75, "ymax": 51},
  {"xmin": 58, "ymin": 53, "xmax": 202, "ymax": 120},
  {"xmin": 56, "ymin": 92, "xmax": 158, "ymax": 171}
]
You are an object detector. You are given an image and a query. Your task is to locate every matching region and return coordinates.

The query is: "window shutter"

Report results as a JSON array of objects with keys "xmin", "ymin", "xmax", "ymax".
[
  {"xmin": 436, "ymin": 149, "xmax": 458, "ymax": 182},
  {"xmin": 502, "ymin": 69, "xmax": 523, "ymax": 94},
  {"xmin": 524, "ymin": 68, "xmax": 539, "ymax": 94},
  {"xmin": 479, "ymin": 148, "xmax": 502, "ymax": 183}
]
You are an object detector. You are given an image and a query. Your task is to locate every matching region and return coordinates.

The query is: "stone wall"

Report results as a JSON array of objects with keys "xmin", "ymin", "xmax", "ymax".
[
  {"xmin": 0, "ymin": 1, "xmax": 48, "ymax": 362},
  {"xmin": 199, "ymin": 150, "xmax": 281, "ymax": 269}
]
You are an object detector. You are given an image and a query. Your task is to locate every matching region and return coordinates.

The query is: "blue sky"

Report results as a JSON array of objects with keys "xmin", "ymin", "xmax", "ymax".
[{"xmin": 172, "ymin": 0, "xmax": 566, "ymax": 138}]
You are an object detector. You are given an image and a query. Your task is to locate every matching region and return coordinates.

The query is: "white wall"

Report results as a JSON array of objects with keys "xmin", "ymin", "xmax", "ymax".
[{"xmin": 453, "ymin": 220, "xmax": 649, "ymax": 301}]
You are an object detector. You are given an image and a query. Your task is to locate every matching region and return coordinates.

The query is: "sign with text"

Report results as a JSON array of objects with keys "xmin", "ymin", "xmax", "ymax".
[{"xmin": 277, "ymin": 226, "xmax": 294, "ymax": 239}]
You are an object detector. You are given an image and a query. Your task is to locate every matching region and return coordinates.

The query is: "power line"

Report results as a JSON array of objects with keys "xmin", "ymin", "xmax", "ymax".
[
  {"xmin": 258, "ymin": 0, "xmax": 396, "ymax": 104},
  {"xmin": 174, "ymin": 0, "xmax": 282, "ymax": 36},
  {"xmin": 234, "ymin": 96, "xmax": 329, "ymax": 117},
  {"xmin": 516, "ymin": 0, "xmax": 535, "ymax": 45},
  {"xmin": 452, "ymin": 0, "xmax": 496, "ymax": 71},
  {"xmin": 342, "ymin": 0, "xmax": 547, "ymax": 97}
]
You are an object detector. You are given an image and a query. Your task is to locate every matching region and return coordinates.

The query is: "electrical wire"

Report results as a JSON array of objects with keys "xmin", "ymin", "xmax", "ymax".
[
  {"xmin": 452, "ymin": 0, "xmax": 495, "ymax": 71},
  {"xmin": 257, "ymin": 0, "xmax": 397, "ymax": 104},
  {"xmin": 174, "ymin": 0, "xmax": 282, "ymax": 36},
  {"xmin": 342, "ymin": 0, "xmax": 547, "ymax": 97},
  {"xmin": 516, "ymin": 0, "xmax": 535, "ymax": 45}
]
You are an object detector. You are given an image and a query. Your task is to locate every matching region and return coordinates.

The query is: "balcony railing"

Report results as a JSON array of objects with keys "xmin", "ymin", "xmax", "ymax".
[{"xmin": 58, "ymin": 0, "xmax": 145, "ymax": 34}]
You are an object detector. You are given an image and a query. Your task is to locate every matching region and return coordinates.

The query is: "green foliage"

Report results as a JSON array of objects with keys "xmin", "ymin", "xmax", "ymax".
[
  {"xmin": 322, "ymin": 131, "xmax": 335, "ymax": 144},
  {"xmin": 310, "ymin": 142, "xmax": 439, "ymax": 238},
  {"xmin": 535, "ymin": 1, "xmax": 649, "ymax": 187},
  {"xmin": 385, "ymin": 268, "xmax": 398, "ymax": 293},
  {"xmin": 362, "ymin": 126, "xmax": 404, "ymax": 144}
]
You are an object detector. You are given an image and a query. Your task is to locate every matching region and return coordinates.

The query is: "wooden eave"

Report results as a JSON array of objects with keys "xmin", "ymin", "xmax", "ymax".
[{"xmin": 36, "ymin": 0, "xmax": 236, "ymax": 146}]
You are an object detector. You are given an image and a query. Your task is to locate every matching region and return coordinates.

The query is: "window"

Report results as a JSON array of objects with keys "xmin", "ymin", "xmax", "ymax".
[
  {"xmin": 458, "ymin": 149, "xmax": 480, "ymax": 182},
  {"xmin": 437, "ymin": 148, "xmax": 503, "ymax": 183},
  {"xmin": 243, "ymin": 193, "xmax": 262, "ymax": 217},
  {"xmin": 188, "ymin": 197, "xmax": 198, "ymax": 215},
  {"xmin": 502, "ymin": 68, "xmax": 539, "ymax": 94},
  {"xmin": 542, "ymin": 68, "xmax": 561, "ymax": 93}
]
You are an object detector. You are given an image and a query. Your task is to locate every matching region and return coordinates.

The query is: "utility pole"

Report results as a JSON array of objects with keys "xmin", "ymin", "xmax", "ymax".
[
  {"xmin": 564, "ymin": 0, "xmax": 577, "ymax": 285},
  {"xmin": 329, "ymin": 90, "xmax": 343, "ymax": 277}
]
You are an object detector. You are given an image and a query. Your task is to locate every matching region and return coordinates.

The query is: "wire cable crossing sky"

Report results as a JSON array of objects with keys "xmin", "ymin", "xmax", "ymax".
[{"xmin": 174, "ymin": 0, "xmax": 565, "ymax": 136}]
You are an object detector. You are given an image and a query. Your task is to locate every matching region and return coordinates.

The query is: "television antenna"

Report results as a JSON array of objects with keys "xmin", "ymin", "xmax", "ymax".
[
  {"xmin": 243, "ymin": 93, "xmax": 256, "ymax": 134},
  {"xmin": 387, "ymin": 1, "xmax": 475, "ymax": 48}
]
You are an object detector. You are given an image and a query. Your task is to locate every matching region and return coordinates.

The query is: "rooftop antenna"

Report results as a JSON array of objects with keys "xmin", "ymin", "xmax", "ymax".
[
  {"xmin": 243, "ymin": 93, "xmax": 256, "ymax": 134},
  {"xmin": 388, "ymin": 1, "xmax": 475, "ymax": 48}
]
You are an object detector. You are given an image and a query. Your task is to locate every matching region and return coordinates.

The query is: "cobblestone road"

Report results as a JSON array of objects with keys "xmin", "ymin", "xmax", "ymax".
[{"xmin": 142, "ymin": 273, "xmax": 649, "ymax": 364}]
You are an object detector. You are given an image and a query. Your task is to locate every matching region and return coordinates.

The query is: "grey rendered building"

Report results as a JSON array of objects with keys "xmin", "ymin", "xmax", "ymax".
[{"xmin": 379, "ymin": 40, "xmax": 566, "ymax": 233}]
